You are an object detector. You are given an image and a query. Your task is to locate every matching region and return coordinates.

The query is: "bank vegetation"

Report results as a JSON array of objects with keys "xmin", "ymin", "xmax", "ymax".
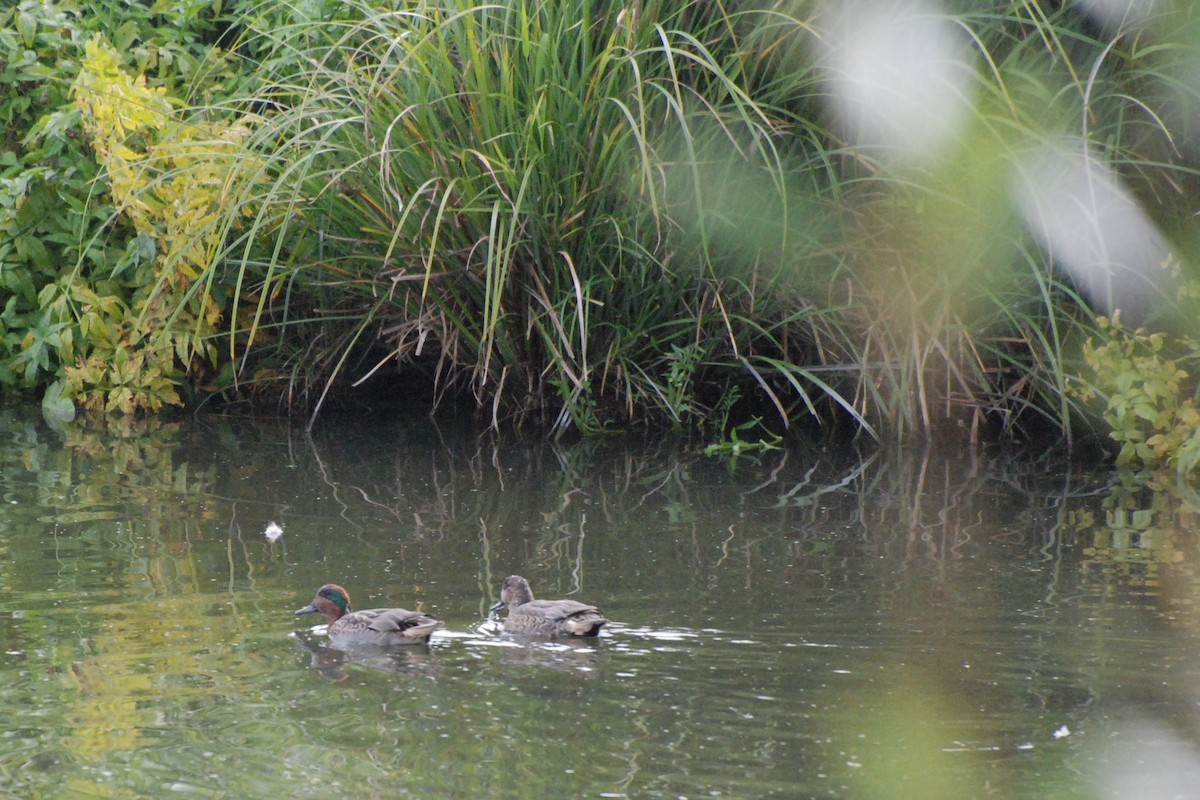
[{"xmin": 4, "ymin": 0, "xmax": 1200, "ymax": 467}]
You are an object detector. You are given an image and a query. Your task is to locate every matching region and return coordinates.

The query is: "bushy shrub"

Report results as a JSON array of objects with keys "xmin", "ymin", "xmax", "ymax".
[{"xmin": 0, "ymin": 0, "xmax": 238, "ymax": 417}]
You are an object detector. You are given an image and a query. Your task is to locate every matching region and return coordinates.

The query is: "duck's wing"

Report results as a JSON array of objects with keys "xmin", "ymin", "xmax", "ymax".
[
  {"xmin": 517, "ymin": 599, "xmax": 607, "ymax": 635},
  {"xmin": 519, "ymin": 599, "xmax": 600, "ymax": 618},
  {"xmin": 358, "ymin": 607, "xmax": 443, "ymax": 636}
]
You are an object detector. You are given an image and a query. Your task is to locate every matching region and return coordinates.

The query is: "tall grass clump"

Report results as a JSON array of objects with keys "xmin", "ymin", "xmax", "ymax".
[{"xmin": 190, "ymin": 0, "xmax": 868, "ymax": 434}]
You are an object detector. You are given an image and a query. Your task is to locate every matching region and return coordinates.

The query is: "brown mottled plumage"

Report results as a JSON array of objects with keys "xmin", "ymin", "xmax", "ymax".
[
  {"xmin": 488, "ymin": 575, "xmax": 608, "ymax": 637},
  {"xmin": 295, "ymin": 584, "xmax": 441, "ymax": 646}
]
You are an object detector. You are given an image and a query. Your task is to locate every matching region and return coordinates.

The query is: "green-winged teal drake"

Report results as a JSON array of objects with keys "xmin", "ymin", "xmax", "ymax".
[
  {"xmin": 295, "ymin": 584, "xmax": 442, "ymax": 646},
  {"xmin": 488, "ymin": 575, "xmax": 608, "ymax": 637}
]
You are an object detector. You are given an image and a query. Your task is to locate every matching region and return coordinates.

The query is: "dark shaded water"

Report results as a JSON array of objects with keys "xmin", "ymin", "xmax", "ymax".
[{"xmin": 1, "ymin": 405, "xmax": 1199, "ymax": 798}]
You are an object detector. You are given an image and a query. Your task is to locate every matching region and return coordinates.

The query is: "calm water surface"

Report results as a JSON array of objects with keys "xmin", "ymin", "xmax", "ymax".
[{"xmin": 1, "ymin": 406, "xmax": 1199, "ymax": 798}]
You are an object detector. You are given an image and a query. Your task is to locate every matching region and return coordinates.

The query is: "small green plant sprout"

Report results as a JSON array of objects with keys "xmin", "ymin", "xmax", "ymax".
[
  {"xmin": 663, "ymin": 343, "xmax": 703, "ymax": 427},
  {"xmin": 703, "ymin": 416, "xmax": 783, "ymax": 461}
]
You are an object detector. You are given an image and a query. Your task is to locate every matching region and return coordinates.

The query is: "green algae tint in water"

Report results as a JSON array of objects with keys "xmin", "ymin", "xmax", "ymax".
[{"xmin": 1, "ymin": 406, "xmax": 1200, "ymax": 797}]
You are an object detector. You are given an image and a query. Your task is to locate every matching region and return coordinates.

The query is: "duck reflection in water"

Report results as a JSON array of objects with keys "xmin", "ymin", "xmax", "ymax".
[{"xmin": 292, "ymin": 634, "xmax": 439, "ymax": 682}]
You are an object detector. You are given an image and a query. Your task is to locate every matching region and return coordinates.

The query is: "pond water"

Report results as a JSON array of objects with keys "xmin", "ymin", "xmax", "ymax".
[{"xmin": 1, "ymin": 404, "xmax": 1200, "ymax": 799}]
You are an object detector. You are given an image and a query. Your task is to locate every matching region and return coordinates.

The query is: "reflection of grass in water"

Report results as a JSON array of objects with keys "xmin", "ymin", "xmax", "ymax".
[
  {"xmin": 59, "ymin": 416, "xmax": 217, "ymax": 518},
  {"xmin": 835, "ymin": 681, "xmax": 980, "ymax": 799},
  {"xmin": 826, "ymin": 675, "xmax": 1085, "ymax": 800},
  {"xmin": 7, "ymin": 411, "xmax": 1200, "ymax": 796}
]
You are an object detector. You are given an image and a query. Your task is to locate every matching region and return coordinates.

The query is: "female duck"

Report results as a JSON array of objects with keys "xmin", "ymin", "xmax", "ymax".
[
  {"xmin": 488, "ymin": 575, "xmax": 608, "ymax": 637},
  {"xmin": 295, "ymin": 583, "xmax": 441, "ymax": 647}
]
